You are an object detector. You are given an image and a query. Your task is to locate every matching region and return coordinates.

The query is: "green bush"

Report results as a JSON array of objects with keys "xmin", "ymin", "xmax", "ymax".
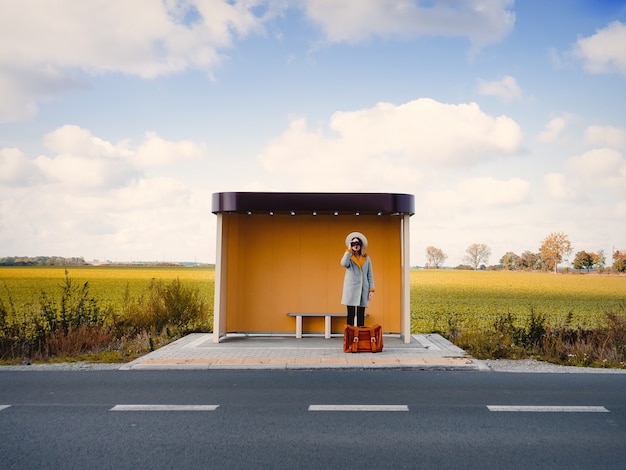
[
  {"xmin": 450, "ymin": 303, "xmax": 625, "ymax": 368},
  {"xmin": 0, "ymin": 273, "xmax": 211, "ymax": 363},
  {"xmin": 145, "ymin": 278, "xmax": 207, "ymax": 334}
]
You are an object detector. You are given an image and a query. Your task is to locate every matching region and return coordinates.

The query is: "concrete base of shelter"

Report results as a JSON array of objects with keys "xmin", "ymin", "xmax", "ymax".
[{"xmin": 120, "ymin": 333, "xmax": 481, "ymax": 371}]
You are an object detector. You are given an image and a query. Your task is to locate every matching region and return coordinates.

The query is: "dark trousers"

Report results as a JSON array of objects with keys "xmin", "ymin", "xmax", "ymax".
[{"xmin": 346, "ymin": 306, "xmax": 365, "ymax": 327}]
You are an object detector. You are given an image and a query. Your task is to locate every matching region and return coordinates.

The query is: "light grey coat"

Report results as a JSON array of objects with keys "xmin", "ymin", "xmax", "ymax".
[{"xmin": 340, "ymin": 250, "xmax": 375, "ymax": 307}]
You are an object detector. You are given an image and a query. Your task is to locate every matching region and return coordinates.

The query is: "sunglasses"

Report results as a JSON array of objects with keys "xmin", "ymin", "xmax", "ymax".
[{"xmin": 350, "ymin": 241, "xmax": 361, "ymax": 247}]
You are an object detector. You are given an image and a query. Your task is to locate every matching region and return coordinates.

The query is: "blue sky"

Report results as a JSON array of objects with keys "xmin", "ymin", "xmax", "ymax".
[{"xmin": 1, "ymin": 0, "xmax": 625, "ymax": 266}]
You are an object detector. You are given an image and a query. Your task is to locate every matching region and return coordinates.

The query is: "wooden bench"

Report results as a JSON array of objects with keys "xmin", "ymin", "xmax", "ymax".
[{"xmin": 286, "ymin": 313, "xmax": 368, "ymax": 339}]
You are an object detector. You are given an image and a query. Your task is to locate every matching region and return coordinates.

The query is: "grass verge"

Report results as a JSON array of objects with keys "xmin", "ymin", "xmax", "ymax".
[
  {"xmin": 448, "ymin": 302, "xmax": 626, "ymax": 368},
  {"xmin": 0, "ymin": 271, "xmax": 211, "ymax": 364}
]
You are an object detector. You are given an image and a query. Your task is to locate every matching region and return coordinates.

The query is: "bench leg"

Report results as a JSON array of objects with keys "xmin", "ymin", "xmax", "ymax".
[
  {"xmin": 296, "ymin": 315, "xmax": 302, "ymax": 339},
  {"xmin": 324, "ymin": 316, "xmax": 331, "ymax": 339}
]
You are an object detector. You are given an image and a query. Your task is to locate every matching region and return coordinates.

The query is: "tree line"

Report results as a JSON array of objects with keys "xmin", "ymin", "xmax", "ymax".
[
  {"xmin": 425, "ymin": 232, "xmax": 626, "ymax": 273},
  {"xmin": 0, "ymin": 256, "xmax": 89, "ymax": 266}
]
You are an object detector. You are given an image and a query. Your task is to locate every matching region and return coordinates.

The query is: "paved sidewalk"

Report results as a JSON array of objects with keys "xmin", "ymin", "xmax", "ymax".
[{"xmin": 120, "ymin": 333, "xmax": 480, "ymax": 370}]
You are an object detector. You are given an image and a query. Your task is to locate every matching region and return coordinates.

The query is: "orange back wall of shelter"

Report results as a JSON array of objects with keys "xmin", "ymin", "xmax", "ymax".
[{"xmin": 219, "ymin": 213, "xmax": 403, "ymax": 335}]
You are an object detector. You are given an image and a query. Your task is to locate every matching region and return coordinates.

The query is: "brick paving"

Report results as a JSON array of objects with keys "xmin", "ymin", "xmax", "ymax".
[{"xmin": 120, "ymin": 333, "xmax": 481, "ymax": 370}]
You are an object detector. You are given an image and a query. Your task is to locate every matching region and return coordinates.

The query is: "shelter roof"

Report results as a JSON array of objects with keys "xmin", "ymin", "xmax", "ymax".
[{"xmin": 211, "ymin": 192, "xmax": 415, "ymax": 216}]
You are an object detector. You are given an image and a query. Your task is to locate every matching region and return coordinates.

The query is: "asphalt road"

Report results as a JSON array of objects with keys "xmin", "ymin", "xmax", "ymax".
[{"xmin": 1, "ymin": 369, "xmax": 625, "ymax": 469}]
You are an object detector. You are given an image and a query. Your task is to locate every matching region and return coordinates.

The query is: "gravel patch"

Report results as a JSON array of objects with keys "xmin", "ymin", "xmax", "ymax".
[
  {"xmin": 0, "ymin": 362, "xmax": 122, "ymax": 371},
  {"xmin": 480, "ymin": 359, "xmax": 626, "ymax": 374}
]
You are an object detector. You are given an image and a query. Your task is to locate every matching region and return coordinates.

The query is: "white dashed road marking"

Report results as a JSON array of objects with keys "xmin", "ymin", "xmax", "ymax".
[
  {"xmin": 3, "ymin": 403, "xmax": 611, "ymax": 413},
  {"xmin": 487, "ymin": 405, "xmax": 609, "ymax": 413},
  {"xmin": 308, "ymin": 405, "xmax": 409, "ymax": 412},
  {"xmin": 110, "ymin": 405, "xmax": 219, "ymax": 411}
]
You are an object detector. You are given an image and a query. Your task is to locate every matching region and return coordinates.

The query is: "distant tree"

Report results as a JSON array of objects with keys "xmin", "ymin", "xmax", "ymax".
[
  {"xmin": 463, "ymin": 243, "xmax": 491, "ymax": 270},
  {"xmin": 613, "ymin": 250, "xmax": 626, "ymax": 273},
  {"xmin": 573, "ymin": 251, "xmax": 593, "ymax": 272},
  {"xmin": 455, "ymin": 264, "xmax": 474, "ymax": 270},
  {"xmin": 592, "ymin": 250, "xmax": 606, "ymax": 270},
  {"xmin": 0, "ymin": 256, "xmax": 88, "ymax": 266},
  {"xmin": 517, "ymin": 251, "xmax": 540, "ymax": 270},
  {"xmin": 425, "ymin": 246, "xmax": 447, "ymax": 269},
  {"xmin": 500, "ymin": 252, "xmax": 520, "ymax": 271},
  {"xmin": 540, "ymin": 232, "xmax": 572, "ymax": 273}
]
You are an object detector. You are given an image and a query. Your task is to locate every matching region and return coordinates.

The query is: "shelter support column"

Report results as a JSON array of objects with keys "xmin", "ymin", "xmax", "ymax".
[
  {"xmin": 401, "ymin": 214, "xmax": 411, "ymax": 343},
  {"xmin": 212, "ymin": 213, "xmax": 227, "ymax": 343}
]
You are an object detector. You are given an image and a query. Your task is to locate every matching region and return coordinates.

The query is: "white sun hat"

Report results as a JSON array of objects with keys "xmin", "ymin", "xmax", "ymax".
[{"xmin": 345, "ymin": 231, "xmax": 368, "ymax": 249}]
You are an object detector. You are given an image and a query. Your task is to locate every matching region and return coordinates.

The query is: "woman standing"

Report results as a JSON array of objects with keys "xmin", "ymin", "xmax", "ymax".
[{"xmin": 340, "ymin": 231, "xmax": 375, "ymax": 327}]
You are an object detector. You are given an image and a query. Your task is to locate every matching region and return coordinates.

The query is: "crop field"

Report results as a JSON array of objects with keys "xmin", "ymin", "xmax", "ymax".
[
  {"xmin": 411, "ymin": 269, "xmax": 626, "ymax": 333},
  {"xmin": 0, "ymin": 266, "xmax": 215, "ymax": 313},
  {"xmin": 1, "ymin": 266, "xmax": 624, "ymax": 335}
]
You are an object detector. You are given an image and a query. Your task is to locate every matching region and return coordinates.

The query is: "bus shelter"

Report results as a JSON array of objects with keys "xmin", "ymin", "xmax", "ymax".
[{"xmin": 211, "ymin": 192, "xmax": 415, "ymax": 343}]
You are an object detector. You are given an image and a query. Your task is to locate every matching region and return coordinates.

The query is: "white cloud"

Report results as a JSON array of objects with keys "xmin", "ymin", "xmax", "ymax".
[
  {"xmin": 134, "ymin": 132, "xmax": 206, "ymax": 167},
  {"xmin": 584, "ymin": 125, "xmax": 626, "ymax": 149},
  {"xmin": 572, "ymin": 21, "xmax": 626, "ymax": 76},
  {"xmin": 0, "ymin": 176, "xmax": 213, "ymax": 261},
  {"xmin": 0, "ymin": 0, "xmax": 277, "ymax": 122},
  {"xmin": 458, "ymin": 177, "xmax": 530, "ymax": 206},
  {"xmin": 0, "ymin": 0, "xmax": 266, "ymax": 76},
  {"xmin": 43, "ymin": 125, "xmax": 132, "ymax": 160},
  {"xmin": 33, "ymin": 125, "xmax": 136, "ymax": 189},
  {"xmin": 0, "ymin": 66, "xmax": 88, "ymax": 122},
  {"xmin": 0, "ymin": 126, "xmax": 212, "ymax": 261},
  {"xmin": 258, "ymin": 98, "xmax": 523, "ymax": 191},
  {"xmin": 35, "ymin": 153, "xmax": 136, "ymax": 190},
  {"xmin": 477, "ymin": 75, "xmax": 522, "ymax": 102},
  {"xmin": 427, "ymin": 177, "xmax": 531, "ymax": 210},
  {"xmin": 568, "ymin": 148, "xmax": 624, "ymax": 177},
  {"xmin": 567, "ymin": 148, "xmax": 626, "ymax": 194},
  {"xmin": 544, "ymin": 172, "xmax": 579, "ymax": 201},
  {"xmin": 542, "ymin": 147, "xmax": 626, "ymax": 206},
  {"xmin": 109, "ymin": 178, "xmax": 213, "ymax": 258},
  {"xmin": 0, "ymin": 147, "xmax": 42, "ymax": 186},
  {"xmin": 0, "ymin": 1, "xmax": 518, "ymax": 122},
  {"xmin": 537, "ymin": 116, "xmax": 569, "ymax": 143},
  {"xmin": 11, "ymin": 125, "xmax": 207, "ymax": 190},
  {"xmin": 304, "ymin": 0, "xmax": 515, "ymax": 47},
  {"xmin": 1, "ymin": 124, "xmax": 207, "ymax": 200}
]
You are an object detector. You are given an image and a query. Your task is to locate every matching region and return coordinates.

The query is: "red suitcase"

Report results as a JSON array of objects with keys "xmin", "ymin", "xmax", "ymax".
[{"xmin": 343, "ymin": 324, "xmax": 383, "ymax": 353}]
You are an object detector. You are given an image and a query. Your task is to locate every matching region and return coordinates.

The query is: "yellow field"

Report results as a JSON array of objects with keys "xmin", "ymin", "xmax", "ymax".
[
  {"xmin": 411, "ymin": 269, "xmax": 626, "ymax": 332},
  {"xmin": 0, "ymin": 266, "xmax": 215, "ymax": 311},
  {"xmin": 1, "ymin": 267, "xmax": 624, "ymax": 334}
]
